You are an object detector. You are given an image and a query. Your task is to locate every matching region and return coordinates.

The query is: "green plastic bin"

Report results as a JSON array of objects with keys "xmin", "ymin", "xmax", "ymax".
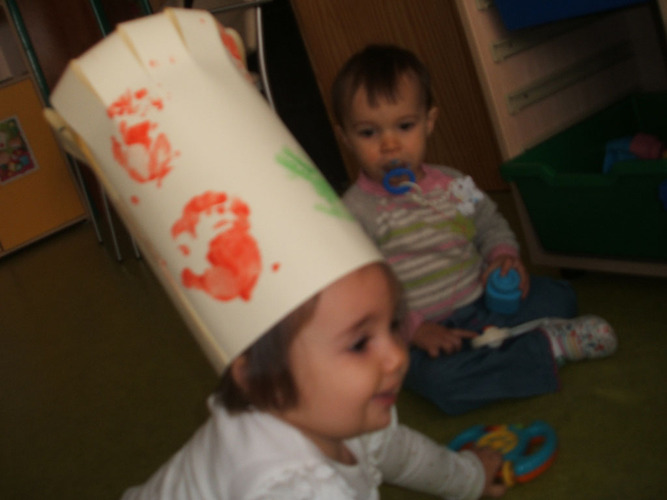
[{"xmin": 500, "ymin": 93, "xmax": 667, "ymax": 261}]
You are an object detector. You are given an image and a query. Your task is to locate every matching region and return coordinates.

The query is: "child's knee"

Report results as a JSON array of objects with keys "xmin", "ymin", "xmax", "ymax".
[
  {"xmin": 531, "ymin": 276, "xmax": 578, "ymax": 318},
  {"xmin": 552, "ymin": 279, "xmax": 578, "ymax": 317}
]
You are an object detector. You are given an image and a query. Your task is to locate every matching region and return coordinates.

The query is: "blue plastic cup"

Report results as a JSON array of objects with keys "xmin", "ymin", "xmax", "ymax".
[{"xmin": 485, "ymin": 268, "xmax": 521, "ymax": 315}]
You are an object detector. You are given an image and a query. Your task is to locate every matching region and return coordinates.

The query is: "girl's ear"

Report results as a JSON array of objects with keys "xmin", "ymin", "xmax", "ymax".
[
  {"xmin": 426, "ymin": 106, "xmax": 439, "ymax": 136},
  {"xmin": 230, "ymin": 354, "xmax": 249, "ymax": 392}
]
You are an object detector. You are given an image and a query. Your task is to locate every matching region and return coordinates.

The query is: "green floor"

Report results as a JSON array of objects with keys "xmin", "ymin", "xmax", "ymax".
[{"xmin": 2, "ymin": 195, "xmax": 666, "ymax": 499}]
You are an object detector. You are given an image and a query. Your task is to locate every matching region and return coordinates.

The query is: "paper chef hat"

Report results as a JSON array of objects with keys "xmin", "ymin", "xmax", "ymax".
[{"xmin": 48, "ymin": 8, "xmax": 382, "ymax": 373}]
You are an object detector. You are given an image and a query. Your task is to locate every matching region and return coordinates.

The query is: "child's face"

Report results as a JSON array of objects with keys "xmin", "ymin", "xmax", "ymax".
[
  {"xmin": 339, "ymin": 74, "xmax": 438, "ymax": 186},
  {"xmin": 275, "ymin": 263, "xmax": 408, "ymax": 462}
]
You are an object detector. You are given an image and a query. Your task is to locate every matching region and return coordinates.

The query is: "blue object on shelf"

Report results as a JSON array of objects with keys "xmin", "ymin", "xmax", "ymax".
[
  {"xmin": 659, "ymin": 180, "xmax": 667, "ymax": 210},
  {"xmin": 493, "ymin": 0, "xmax": 649, "ymax": 31},
  {"xmin": 485, "ymin": 268, "xmax": 521, "ymax": 315},
  {"xmin": 603, "ymin": 136, "xmax": 636, "ymax": 173}
]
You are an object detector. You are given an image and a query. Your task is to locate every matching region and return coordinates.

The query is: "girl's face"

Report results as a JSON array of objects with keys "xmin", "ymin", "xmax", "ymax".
[
  {"xmin": 274, "ymin": 263, "xmax": 408, "ymax": 463},
  {"xmin": 339, "ymin": 74, "xmax": 438, "ymax": 186}
]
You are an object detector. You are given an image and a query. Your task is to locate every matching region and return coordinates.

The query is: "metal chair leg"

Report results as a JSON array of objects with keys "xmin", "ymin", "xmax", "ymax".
[
  {"xmin": 69, "ymin": 157, "xmax": 103, "ymax": 243},
  {"xmin": 100, "ymin": 188, "xmax": 123, "ymax": 261}
]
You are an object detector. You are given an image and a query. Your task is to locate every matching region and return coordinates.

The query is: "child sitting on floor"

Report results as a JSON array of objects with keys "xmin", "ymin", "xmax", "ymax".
[{"xmin": 334, "ymin": 44, "xmax": 617, "ymax": 416}]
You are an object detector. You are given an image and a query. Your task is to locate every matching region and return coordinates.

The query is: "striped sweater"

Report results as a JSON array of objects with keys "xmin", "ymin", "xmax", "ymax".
[{"xmin": 343, "ymin": 165, "xmax": 518, "ymax": 335}]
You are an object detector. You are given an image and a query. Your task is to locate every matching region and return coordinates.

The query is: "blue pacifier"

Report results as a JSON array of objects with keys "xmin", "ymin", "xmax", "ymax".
[{"xmin": 383, "ymin": 166, "xmax": 416, "ymax": 195}]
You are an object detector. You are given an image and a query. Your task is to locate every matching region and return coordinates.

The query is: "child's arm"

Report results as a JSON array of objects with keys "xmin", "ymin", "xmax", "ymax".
[
  {"xmin": 367, "ymin": 417, "xmax": 506, "ymax": 499},
  {"xmin": 471, "ymin": 190, "xmax": 530, "ymax": 296},
  {"xmin": 412, "ymin": 321, "xmax": 477, "ymax": 357},
  {"xmin": 472, "ymin": 191, "xmax": 518, "ymax": 260}
]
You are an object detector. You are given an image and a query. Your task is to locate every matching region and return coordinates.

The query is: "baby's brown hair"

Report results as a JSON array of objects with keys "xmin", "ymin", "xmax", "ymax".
[{"xmin": 331, "ymin": 44, "xmax": 433, "ymax": 127}]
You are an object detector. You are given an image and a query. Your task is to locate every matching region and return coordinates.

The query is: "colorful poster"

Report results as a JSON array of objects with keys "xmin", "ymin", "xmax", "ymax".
[{"xmin": 0, "ymin": 116, "xmax": 38, "ymax": 185}]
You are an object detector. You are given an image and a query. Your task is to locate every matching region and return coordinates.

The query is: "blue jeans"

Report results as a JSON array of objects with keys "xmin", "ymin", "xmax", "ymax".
[{"xmin": 403, "ymin": 276, "xmax": 577, "ymax": 415}]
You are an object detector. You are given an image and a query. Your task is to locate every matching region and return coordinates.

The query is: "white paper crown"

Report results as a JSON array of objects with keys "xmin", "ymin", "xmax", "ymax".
[{"xmin": 48, "ymin": 8, "xmax": 381, "ymax": 373}]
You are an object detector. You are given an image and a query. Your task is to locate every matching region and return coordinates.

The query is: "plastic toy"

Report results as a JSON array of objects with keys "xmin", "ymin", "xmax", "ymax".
[
  {"xmin": 659, "ymin": 180, "xmax": 667, "ymax": 210},
  {"xmin": 485, "ymin": 268, "xmax": 521, "ymax": 314},
  {"xmin": 472, "ymin": 317, "xmax": 561, "ymax": 349},
  {"xmin": 603, "ymin": 133, "xmax": 664, "ymax": 173},
  {"xmin": 383, "ymin": 166, "xmax": 415, "ymax": 195},
  {"xmin": 471, "ymin": 325, "xmax": 511, "ymax": 349},
  {"xmin": 449, "ymin": 421, "xmax": 557, "ymax": 486}
]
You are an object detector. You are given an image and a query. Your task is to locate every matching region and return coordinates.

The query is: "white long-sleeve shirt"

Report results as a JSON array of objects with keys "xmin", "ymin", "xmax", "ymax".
[{"xmin": 122, "ymin": 397, "xmax": 485, "ymax": 500}]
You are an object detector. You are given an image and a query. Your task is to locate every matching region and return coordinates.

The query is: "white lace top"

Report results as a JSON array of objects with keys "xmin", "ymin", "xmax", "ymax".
[{"xmin": 122, "ymin": 397, "xmax": 484, "ymax": 500}]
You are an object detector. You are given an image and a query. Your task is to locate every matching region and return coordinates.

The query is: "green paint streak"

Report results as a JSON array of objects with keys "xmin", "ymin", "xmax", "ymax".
[{"xmin": 276, "ymin": 146, "xmax": 352, "ymax": 220}]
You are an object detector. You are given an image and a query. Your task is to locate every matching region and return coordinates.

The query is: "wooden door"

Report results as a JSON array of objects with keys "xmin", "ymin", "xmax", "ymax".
[{"xmin": 289, "ymin": 0, "xmax": 505, "ymax": 190}]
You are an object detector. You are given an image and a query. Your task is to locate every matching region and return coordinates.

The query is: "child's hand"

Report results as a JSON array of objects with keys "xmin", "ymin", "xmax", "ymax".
[
  {"xmin": 471, "ymin": 447, "xmax": 508, "ymax": 498},
  {"xmin": 483, "ymin": 255, "xmax": 530, "ymax": 298},
  {"xmin": 412, "ymin": 322, "xmax": 477, "ymax": 357}
]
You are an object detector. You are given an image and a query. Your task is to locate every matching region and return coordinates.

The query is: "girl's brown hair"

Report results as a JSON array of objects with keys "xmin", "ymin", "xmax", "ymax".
[{"xmin": 215, "ymin": 294, "xmax": 318, "ymax": 413}]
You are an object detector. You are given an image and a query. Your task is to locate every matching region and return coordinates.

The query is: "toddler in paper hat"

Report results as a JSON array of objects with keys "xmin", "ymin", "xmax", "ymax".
[{"xmin": 48, "ymin": 9, "xmax": 504, "ymax": 499}]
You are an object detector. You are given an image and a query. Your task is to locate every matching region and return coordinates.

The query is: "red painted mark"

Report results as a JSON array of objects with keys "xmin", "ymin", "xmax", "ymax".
[
  {"xmin": 107, "ymin": 90, "xmax": 138, "ymax": 118},
  {"xmin": 172, "ymin": 191, "xmax": 262, "ymax": 302},
  {"xmin": 171, "ymin": 192, "xmax": 228, "ymax": 239},
  {"xmin": 108, "ymin": 88, "xmax": 178, "ymax": 187},
  {"xmin": 130, "ymin": 195, "xmax": 140, "ymax": 205},
  {"xmin": 272, "ymin": 262, "xmax": 281, "ymax": 272},
  {"xmin": 119, "ymin": 121, "xmax": 153, "ymax": 149},
  {"xmin": 179, "ymin": 244, "xmax": 190, "ymax": 256},
  {"xmin": 220, "ymin": 29, "xmax": 243, "ymax": 64}
]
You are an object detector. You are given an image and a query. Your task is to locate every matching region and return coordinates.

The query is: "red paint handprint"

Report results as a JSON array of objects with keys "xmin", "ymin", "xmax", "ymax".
[
  {"xmin": 108, "ymin": 88, "xmax": 178, "ymax": 187},
  {"xmin": 171, "ymin": 191, "xmax": 262, "ymax": 302}
]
